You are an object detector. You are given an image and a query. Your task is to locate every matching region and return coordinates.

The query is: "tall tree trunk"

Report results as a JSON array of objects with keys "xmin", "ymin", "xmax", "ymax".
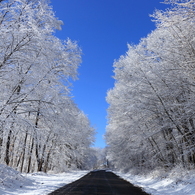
[
  {"xmin": 4, "ymin": 129, "xmax": 12, "ymax": 165},
  {"xmin": 20, "ymin": 131, "xmax": 28, "ymax": 172},
  {"xmin": 27, "ymin": 137, "xmax": 34, "ymax": 173}
]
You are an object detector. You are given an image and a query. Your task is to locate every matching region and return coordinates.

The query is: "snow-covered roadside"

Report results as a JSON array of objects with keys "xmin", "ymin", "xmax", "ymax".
[
  {"xmin": 0, "ymin": 164, "xmax": 88, "ymax": 195},
  {"xmin": 115, "ymin": 166, "xmax": 195, "ymax": 195},
  {"xmin": 2, "ymin": 163, "xmax": 195, "ymax": 195}
]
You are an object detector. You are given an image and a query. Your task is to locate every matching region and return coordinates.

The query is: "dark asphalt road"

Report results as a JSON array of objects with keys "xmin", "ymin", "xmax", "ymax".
[{"xmin": 48, "ymin": 170, "xmax": 150, "ymax": 195}]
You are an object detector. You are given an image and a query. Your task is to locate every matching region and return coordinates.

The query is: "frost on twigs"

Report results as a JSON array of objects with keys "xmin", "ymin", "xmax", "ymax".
[
  {"xmin": 106, "ymin": 0, "xmax": 195, "ymax": 175},
  {"xmin": 0, "ymin": 0, "xmax": 95, "ymax": 174}
]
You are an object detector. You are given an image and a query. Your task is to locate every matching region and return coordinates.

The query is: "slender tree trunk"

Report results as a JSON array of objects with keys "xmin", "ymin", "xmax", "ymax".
[
  {"xmin": 43, "ymin": 147, "xmax": 52, "ymax": 173},
  {"xmin": 9, "ymin": 133, "xmax": 17, "ymax": 167},
  {"xmin": 27, "ymin": 137, "xmax": 34, "ymax": 173},
  {"xmin": 20, "ymin": 131, "xmax": 28, "ymax": 172},
  {"xmin": 4, "ymin": 129, "xmax": 12, "ymax": 165}
]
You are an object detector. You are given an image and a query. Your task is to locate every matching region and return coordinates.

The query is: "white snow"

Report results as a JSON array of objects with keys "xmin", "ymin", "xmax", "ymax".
[
  {"xmin": 1, "ymin": 164, "xmax": 195, "ymax": 195},
  {"xmin": 115, "ymin": 166, "xmax": 195, "ymax": 195},
  {"xmin": 0, "ymin": 164, "xmax": 88, "ymax": 195}
]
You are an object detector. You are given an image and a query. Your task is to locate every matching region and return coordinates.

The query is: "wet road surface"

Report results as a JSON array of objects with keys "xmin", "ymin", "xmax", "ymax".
[{"xmin": 48, "ymin": 170, "xmax": 150, "ymax": 195}]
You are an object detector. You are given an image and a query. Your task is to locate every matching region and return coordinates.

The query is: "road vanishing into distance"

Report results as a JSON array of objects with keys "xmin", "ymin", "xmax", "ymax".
[{"xmin": 48, "ymin": 170, "xmax": 150, "ymax": 195}]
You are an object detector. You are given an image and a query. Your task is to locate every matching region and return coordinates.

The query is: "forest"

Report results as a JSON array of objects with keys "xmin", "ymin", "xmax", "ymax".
[
  {"xmin": 106, "ymin": 0, "xmax": 195, "ymax": 173},
  {"xmin": 2, "ymin": 0, "xmax": 195, "ymax": 176},
  {"xmin": 0, "ymin": 0, "xmax": 96, "ymax": 173}
]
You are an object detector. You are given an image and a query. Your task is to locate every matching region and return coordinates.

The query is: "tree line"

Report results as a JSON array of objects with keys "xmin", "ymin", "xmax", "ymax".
[
  {"xmin": 0, "ymin": 0, "xmax": 95, "ymax": 173},
  {"xmin": 106, "ymin": 0, "xmax": 195, "ymax": 172}
]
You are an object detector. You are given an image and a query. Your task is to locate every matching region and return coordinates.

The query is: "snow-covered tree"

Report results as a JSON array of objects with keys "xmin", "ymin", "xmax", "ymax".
[
  {"xmin": 0, "ymin": 0, "xmax": 95, "ymax": 173},
  {"xmin": 106, "ymin": 0, "xmax": 195, "ymax": 172}
]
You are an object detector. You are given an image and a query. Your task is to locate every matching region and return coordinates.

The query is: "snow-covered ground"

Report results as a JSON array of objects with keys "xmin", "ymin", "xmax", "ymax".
[
  {"xmin": 116, "ymin": 166, "xmax": 195, "ymax": 195},
  {"xmin": 0, "ymin": 164, "xmax": 88, "ymax": 195},
  {"xmin": 1, "ymin": 164, "xmax": 195, "ymax": 195}
]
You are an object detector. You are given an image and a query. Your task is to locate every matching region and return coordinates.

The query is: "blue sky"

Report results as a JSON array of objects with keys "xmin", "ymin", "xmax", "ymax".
[{"xmin": 50, "ymin": 0, "xmax": 170, "ymax": 148}]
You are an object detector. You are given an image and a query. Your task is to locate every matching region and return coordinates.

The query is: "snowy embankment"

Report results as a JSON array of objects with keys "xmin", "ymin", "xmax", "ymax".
[
  {"xmin": 0, "ymin": 164, "xmax": 88, "ymax": 195},
  {"xmin": 116, "ymin": 166, "xmax": 195, "ymax": 195},
  {"xmin": 1, "ymin": 164, "xmax": 195, "ymax": 195}
]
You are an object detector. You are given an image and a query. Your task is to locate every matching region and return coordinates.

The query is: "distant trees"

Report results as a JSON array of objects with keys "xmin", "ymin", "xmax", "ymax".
[
  {"xmin": 106, "ymin": 0, "xmax": 195, "ymax": 172},
  {"xmin": 0, "ymin": 0, "xmax": 95, "ymax": 173}
]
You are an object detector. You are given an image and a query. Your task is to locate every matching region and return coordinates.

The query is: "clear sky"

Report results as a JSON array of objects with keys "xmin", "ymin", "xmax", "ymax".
[{"xmin": 50, "ymin": 0, "xmax": 170, "ymax": 148}]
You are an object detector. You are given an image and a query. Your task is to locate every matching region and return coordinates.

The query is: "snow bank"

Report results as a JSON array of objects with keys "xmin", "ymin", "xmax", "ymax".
[
  {"xmin": 0, "ymin": 164, "xmax": 33, "ymax": 195},
  {"xmin": 1, "ymin": 163, "xmax": 195, "ymax": 195},
  {"xmin": 116, "ymin": 166, "xmax": 195, "ymax": 195},
  {"xmin": 0, "ymin": 164, "xmax": 88, "ymax": 195},
  {"xmin": 20, "ymin": 170, "xmax": 88, "ymax": 195}
]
